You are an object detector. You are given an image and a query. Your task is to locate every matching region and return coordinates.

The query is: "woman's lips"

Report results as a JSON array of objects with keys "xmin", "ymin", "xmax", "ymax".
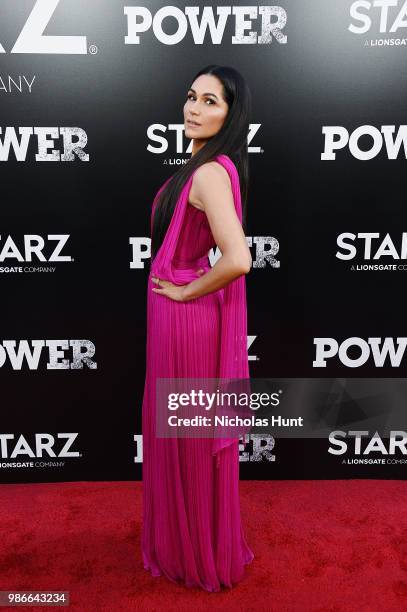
[{"xmin": 187, "ymin": 120, "xmax": 201, "ymax": 128}]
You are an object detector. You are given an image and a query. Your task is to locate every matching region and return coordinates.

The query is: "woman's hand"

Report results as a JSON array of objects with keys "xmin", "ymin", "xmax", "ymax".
[{"xmin": 151, "ymin": 269, "xmax": 204, "ymax": 302}]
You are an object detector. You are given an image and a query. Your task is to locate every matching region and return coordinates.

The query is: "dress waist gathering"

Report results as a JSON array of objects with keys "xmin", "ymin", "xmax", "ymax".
[{"xmin": 150, "ymin": 254, "xmax": 211, "ymax": 285}]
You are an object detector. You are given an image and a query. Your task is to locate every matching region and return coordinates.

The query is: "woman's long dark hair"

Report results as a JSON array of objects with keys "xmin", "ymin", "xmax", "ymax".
[{"xmin": 151, "ymin": 64, "xmax": 252, "ymax": 261}]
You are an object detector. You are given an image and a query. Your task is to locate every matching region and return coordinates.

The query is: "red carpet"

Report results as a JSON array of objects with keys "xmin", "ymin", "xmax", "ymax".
[{"xmin": 0, "ymin": 480, "xmax": 406, "ymax": 611}]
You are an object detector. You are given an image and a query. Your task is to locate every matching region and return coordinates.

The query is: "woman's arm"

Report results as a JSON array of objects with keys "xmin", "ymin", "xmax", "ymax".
[{"xmin": 182, "ymin": 161, "xmax": 252, "ymax": 302}]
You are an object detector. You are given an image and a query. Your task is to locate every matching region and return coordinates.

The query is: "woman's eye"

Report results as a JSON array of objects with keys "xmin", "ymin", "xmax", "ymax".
[{"xmin": 187, "ymin": 94, "xmax": 214, "ymax": 105}]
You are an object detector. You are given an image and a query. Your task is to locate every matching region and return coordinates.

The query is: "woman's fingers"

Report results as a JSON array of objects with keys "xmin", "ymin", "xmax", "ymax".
[{"xmin": 151, "ymin": 277, "xmax": 170, "ymax": 287}]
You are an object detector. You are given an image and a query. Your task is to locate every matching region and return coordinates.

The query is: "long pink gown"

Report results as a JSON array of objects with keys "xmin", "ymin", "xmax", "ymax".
[{"xmin": 141, "ymin": 153, "xmax": 254, "ymax": 592}]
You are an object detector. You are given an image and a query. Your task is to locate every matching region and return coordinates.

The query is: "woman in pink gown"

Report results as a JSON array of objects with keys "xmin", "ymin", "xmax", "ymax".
[{"xmin": 141, "ymin": 65, "xmax": 254, "ymax": 592}]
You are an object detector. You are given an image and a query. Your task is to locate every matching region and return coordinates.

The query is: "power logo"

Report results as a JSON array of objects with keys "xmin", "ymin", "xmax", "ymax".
[
  {"xmin": 0, "ymin": 127, "xmax": 89, "ymax": 162},
  {"xmin": 321, "ymin": 125, "xmax": 407, "ymax": 160},
  {"xmin": 124, "ymin": 5, "xmax": 287, "ymax": 45},
  {"xmin": 313, "ymin": 337, "xmax": 407, "ymax": 368},
  {"xmin": 239, "ymin": 433, "xmax": 276, "ymax": 462},
  {"xmin": 129, "ymin": 236, "xmax": 279, "ymax": 269},
  {"xmin": 0, "ymin": 340, "xmax": 97, "ymax": 370}
]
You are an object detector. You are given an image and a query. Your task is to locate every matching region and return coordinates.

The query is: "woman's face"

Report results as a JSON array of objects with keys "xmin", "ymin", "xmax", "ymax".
[{"xmin": 183, "ymin": 74, "xmax": 229, "ymax": 142}]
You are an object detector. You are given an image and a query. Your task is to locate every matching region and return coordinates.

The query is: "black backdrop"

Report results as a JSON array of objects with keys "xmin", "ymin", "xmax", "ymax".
[{"xmin": 2, "ymin": 0, "xmax": 407, "ymax": 483}]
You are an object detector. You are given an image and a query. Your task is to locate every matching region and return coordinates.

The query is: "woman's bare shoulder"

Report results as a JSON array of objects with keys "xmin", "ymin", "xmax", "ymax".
[
  {"xmin": 189, "ymin": 160, "xmax": 231, "ymax": 210},
  {"xmin": 194, "ymin": 159, "xmax": 230, "ymax": 183}
]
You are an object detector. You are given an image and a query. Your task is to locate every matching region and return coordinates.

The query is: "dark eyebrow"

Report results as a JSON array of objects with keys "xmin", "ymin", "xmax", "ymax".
[{"xmin": 188, "ymin": 87, "xmax": 218, "ymax": 101}]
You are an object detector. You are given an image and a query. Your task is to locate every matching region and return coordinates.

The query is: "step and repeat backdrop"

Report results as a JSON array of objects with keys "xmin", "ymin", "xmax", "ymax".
[{"xmin": 1, "ymin": 0, "xmax": 407, "ymax": 483}]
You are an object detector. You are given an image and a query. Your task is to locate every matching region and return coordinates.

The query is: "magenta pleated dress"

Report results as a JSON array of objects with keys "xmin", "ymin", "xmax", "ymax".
[{"xmin": 141, "ymin": 154, "xmax": 254, "ymax": 592}]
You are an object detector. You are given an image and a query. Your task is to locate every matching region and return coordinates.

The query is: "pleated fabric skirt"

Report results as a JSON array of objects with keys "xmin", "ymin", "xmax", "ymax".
[{"xmin": 141, "ymin": 278, "xmax": 254, "ymax": 592}]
